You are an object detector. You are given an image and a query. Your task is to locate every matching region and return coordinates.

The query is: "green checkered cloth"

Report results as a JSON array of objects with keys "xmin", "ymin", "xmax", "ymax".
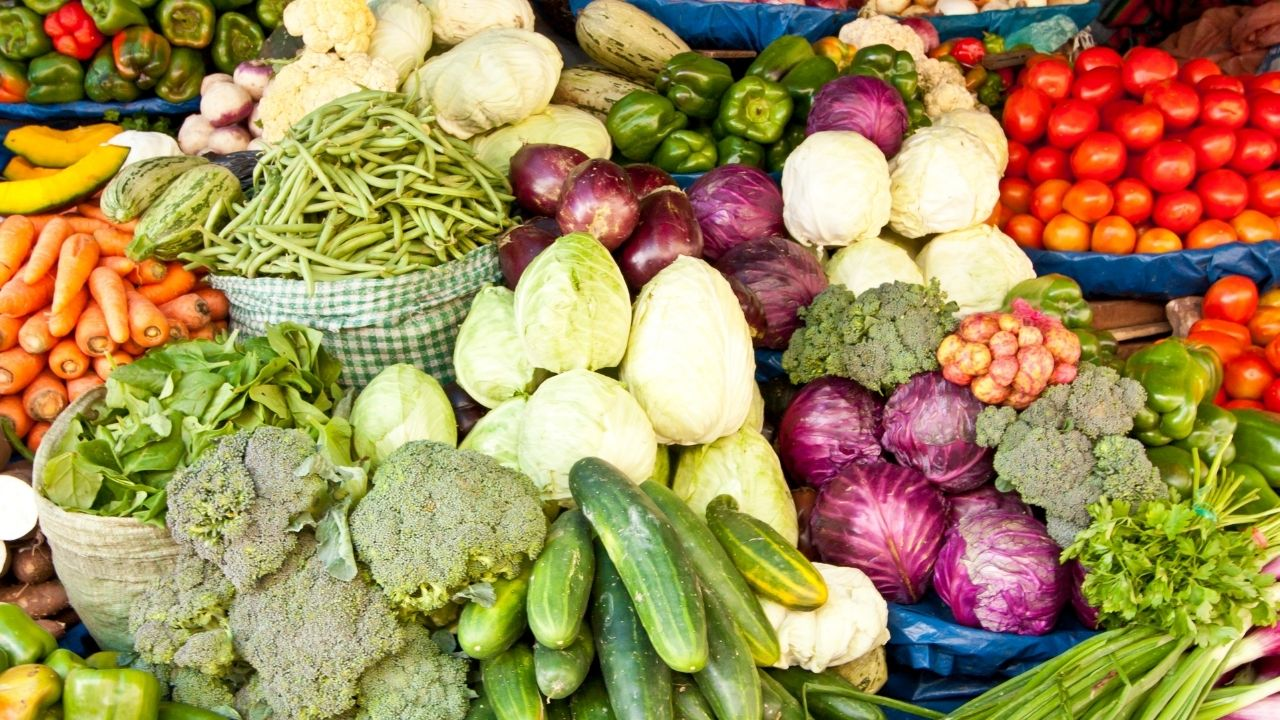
[{"xmin": 210, "ymin": 245, "xmax": 501, "ymax": 388}]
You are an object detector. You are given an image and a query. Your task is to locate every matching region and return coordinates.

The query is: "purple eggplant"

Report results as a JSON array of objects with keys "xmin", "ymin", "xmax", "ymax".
[
  {"xmin": 556, "ymin": 159, "xmax": 640, "ymax": 250},
  {"xmin": 498, "ymin": 222, "xmax": 557, "ymax": 289},
  {"xmin": 509, "ymin": 144, "xmax": 590, "ymax": 216},
  {"xmin": 625, "ymin": 164, "xmax": 678, "ymax": 198},
  {"xmin": 444, "ymin": 382, "xmax": 486, "ymax": 440},
  {"xmin": 616, "ymin": 188, "xmax": 703, "ymax": 291}
]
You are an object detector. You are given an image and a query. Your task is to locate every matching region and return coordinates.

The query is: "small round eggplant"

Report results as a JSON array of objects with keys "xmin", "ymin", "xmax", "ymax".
[
  {"xmin": 625, "ymin": 164, "xmax": 678, "ymax": 198},
  {"xmin": 510, "ymin": 144, "xmax": 590, "ymax": 217},
  {"xmin": 556, "ymin": 159, "xmax": 640, "ymax": 250},
  {"xmin": 497, "ymin": 222, "xmax": 557, "ymax": 289},
  {"xmin": 616, "ymin": 188, "xmax": 703, "ymax": 291}
]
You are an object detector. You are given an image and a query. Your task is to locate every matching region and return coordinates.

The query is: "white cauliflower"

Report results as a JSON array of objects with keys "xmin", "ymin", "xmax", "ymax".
[
  {"xmin": 919, "ymin": 57, "xmax": 977, "ymax": 118},
  {"xmin": 837, "ymin": 15, "xmax": 926, "ymax": 63},
  {"xmin": 257, "ymin": 51, "xmax": 399, "ymax": 142},
  {"xmin": 283, "ymin": 0, "xmax": 377, "ymax": 57},
  {"xmin": 761, "ymin": 563, "xmax": 890, "ymax": 674}
]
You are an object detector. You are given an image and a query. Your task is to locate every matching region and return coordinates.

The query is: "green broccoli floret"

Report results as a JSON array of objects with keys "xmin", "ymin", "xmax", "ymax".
[
  {"xmin": 234, "ymin": 674, "xmax": 275, "ymax": 720},
  {"xmin": 352, "ymin": 626, "xmax": 469, "ymax": 720},
  {"xmin": 781, "ymin": 281, "xmax": 959, "ymax": 393},
  {"xmin": 1063, "ymin": 364, "xmax": 1147, "ymax": 439},
  {"xmin": 975, "ymin": 406, "xmax": 1018, "ymax": 448},
  {"xmin": 1090, "ymin": 435, "xmax": 1167, "ymax": 504},
  {"xmin": 129, "ymin": 552, "xmax": 236, "ymax": 676},
  {"xmin": 349, "ymin": 441, "xmax": 546, "ymax": 618},
  {"xmin": 229, "ymin": 535, "xmax": 407, "ymax": 720},
  {"xmin": 170, "ymin": 668, "xmax": 238, "ymax": 713},
  {"xmin": 167, "ymin": 427, "xmax": 329, "ymax": 589}
]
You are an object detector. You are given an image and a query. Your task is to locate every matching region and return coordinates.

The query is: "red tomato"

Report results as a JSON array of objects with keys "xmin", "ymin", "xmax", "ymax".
[
  {"xmin": 1153, "ymin": 190, "xmax": 1204, "ymax": 233},
  {"xmin": 1139, "ymin": 141, "xmax": 1197, "ymax": 193},
  {"xmin": 1249, "ymin": 90, "xmax": 1280, "ymax": 135},
  {"xmin": 1250, "ymin": 170, "xmax": 1280, "ymax": 215},
  {"xmin": 1204, "ymin": 275, "xmax": 1259, "ymax": 323},
  {"xmin": 1100, "ymin": 99, "xmax": 1139, "ymax": 132},
  {"xmin": 1071, "ymin": 132, "xmax": 1127, "ymax": 183},
  {"xmin": 1143, "ymin": 80, "xmax": 1201, "ymax": 129},
  {"xmin": 1006, "ymin": 141, "xmax": 1029, "ymax": 178},
  {"xmin": 1251, "ymin": 307, "xmax": 1280, "ymax": 345},
  {"xmin": 1027, "ymin": 146, "xmax": 1070, "ymax": 184},
  {"xmin": 1031, "ymin": 179, "xmax": 1070, "ymax": 224},
  {"xmin": 1264, "ymin": 379, "xmax": 1280, "ymax": 412},
  {"xmin": 1075, "ymin": 46, "xmax": 1122, "ymax": 73},
  {"xmin": 1200, "ymin": 89, "xmax": 1250, "ymax": 129},
  {"xmin": 1063, "ymin": 179, "xmax": 1114, "ymax": 222},
  {"xmin": 1072, "ymin": 66, "xmax": 1125, "ymax": 106},
  {"xmin": 1200, "ymin": 75, "xmax": 1247, "ymax": 95},
  {"xmin": 1112, "ymin": 104, "xmax": 1164, "ymax": 151},
  {"xmin": 1266, "ymin": 335, "xmax": 1280, "ymax": 374},
  {"xmin": 1196, "ymin": 168, "xmax": 1249, "ymax": 220},
  {"xmin": 1002, "ymin": 87, "xmax": 1053, "ymax": 144},
  {"xmin": 1122, "ymin": 47, "xmax": 1178, "ymax": 96},
  {"xmin": 1231, "ymin": 128, "xmax": 1279, "ymax": 174},
  {"xmin": 1022, "ymin": 59, "xmax": 1073, "ymax": 101},
  {"xmin": 1005, "ymin": 214, "xmax": 1045, "ymax": 249},
  {"xmin": 1045, "ymin": 100, "xmax": 1101, "ymax": 149},
  {"xmin": 1112, "ymin": 178, "xmax": 1154, "ymax": 224},
  {"xmin": 1188, "ymin": 330, "xmax": 1246, "ymax": 365},
  {"xmin": 1254, "ymin": 72, "xmax": 1280, "ymax": 95},
  {"xmin": 1179, "ymin": 57, "xmax": 1222, "ymax": 85},
  {"xmin": 1190, "ymin": 318, "xmax": 1253, "ymax": 347},
  {"xmin": 1000, "ymin": 177, "xmax": 1034, "ymax": 214},
  {"xmin": 1186, "ymin": 126, "xmax": 1238, "ymax": 171},
  {"xmin": 1226, "ymin": 354, "xmax": 1275, "ymax": 401},
  {"xmin": 1226, "ymin": 398, "xmax": 1267, "ymax": 410}
]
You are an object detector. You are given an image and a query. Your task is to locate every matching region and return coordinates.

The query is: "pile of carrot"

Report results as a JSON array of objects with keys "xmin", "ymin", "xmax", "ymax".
[{"xmin": 0, "ymin": 203, "xmax": 230, "ymax": 453}]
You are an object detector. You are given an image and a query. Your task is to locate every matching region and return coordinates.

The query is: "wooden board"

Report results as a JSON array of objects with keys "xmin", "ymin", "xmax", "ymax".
[{"xmin": 1088, "ymin": 300, "xmax": 1168, "ymax": 331}]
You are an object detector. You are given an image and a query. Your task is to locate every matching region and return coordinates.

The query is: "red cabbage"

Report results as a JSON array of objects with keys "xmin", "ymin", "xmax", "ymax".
[
  {"xmin": 1069, "ymin": 561, "xmax": 1098, "ymax": 630},
  {"xmin": 716, "ymin": 236, "xmax": 827, "ymax": 350},
  {"xmin": 948, "ymin": 485, "xmax": 1030, "ymax": 525},
  {"xmin": 687, "ymin": 165, "xmax": 786, "ymax": 262},
  {"xmin": 778, "ymin": 378, "xmax": 882, "ymax": 490},
  {"xmin": 810, "ymin": 461, "xmax": 947, "ymax": 604},
  {"xmin": 882, "ymin": 372, "xmax": 994, "ymax": 492},
  {"xmin": 934, "ymin": 510, "xmax": 1069, "ymax": 636},
  {"xmin": 807, "ymin": 76, "xmax": 909, "ymax": 157}
]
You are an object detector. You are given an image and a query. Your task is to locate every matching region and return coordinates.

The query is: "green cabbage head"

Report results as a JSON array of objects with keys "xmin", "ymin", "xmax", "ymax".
[
  {"xmin": 673, "ymin": 425, "xmax": 799, "ymax": 544},
  {"xmin": 352, "ymin": 364, "xmax": 456, "ymax": 466},
  {"xmin": 454, "ymin": 286, "xmax": 541, "ymax": 409}
]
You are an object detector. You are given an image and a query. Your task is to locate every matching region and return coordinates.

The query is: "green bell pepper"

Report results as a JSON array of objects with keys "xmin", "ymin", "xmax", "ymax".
[
  {"xmin": 85, "ymin": 45, "xmax": 140, "ymax": 102},
  {"xmin": 0, "ymin": 57, "xmax": 28, "ymax": 102},
  {"xmin": 983, "ymin": 32, "xmax": 1005, "ymax": 54},
  {"xmin": 21, "ymin": 0, "xmax": 67, "ymax": 15},
  {"xmin": 63, "ymin": 668, "xmax": 161, "ymax": 720},
  {"xmin": 111, "ymin": 26, "xmax": 171, "ymax": 90},
  {"xmin": 1125, "ymin": 339, "xmax": 1223, "ymax": 446},
  {"xmin": 85, "ymin": 652, "xmax": 124, "ymax": 670},
  {"xmin": 1002, "ymin": 273, "xmax": 1093, "ymax": 329},
  {"xmin": 0, "ymin": 603, "xmax": 56, "ymax": 666},
  {"xmin": 0, "ymin": 7, "xmax": 52, "ymax": 61},
  {"xmin": 977, "ymin": 71, "xmax": 1005, "ymax": 108},
  {"xmin": 156, "ymin": 0, "xmax": 215, "ymax": 48},
  {"xmin": 25, "ymin": 51, "xmax": 83, "ymax": 103},
  {"xmin": 211, "ymin": 12, "xmax": 263, "ymax": 74},
  {"xmin": 44, "ymin": 650, "xmax": 89, "ymax": 680},
  {"xmin": 746, "ymin": 34, "xmax": 814, "ymax": 83},
  {"xmin": 211, "ymin": 0, "xmax": 253, "ymax": 11},
  {"xmin": 1229, "ymin": 463, "xmax": 1280, "ymax": 514},
  {"xmin": 81, "ymin": 0, "xmax": 146, "ymax": 34},
  {"xmin": 717, "ymin": 135, "xmax": 764, "ymax": 168},
  {"xmin": 1147, "ymin": 445, "xmax": 1199, "ymax": 501},
  {"xmin": 652, "ymin": 129, "xmax": 716, "ymax": 173},
  {"xmin": 605, "ymin": 90, "xmax": 687, "ymax": 161},
  {"xmin": 906, "ymin": 98, "xmax": 930, "ymax": 129},
  {"xmin": 1074, "ymin": 327, "xmax": 1124, "ymax": 372},
  {"xmin": 158, "ymin": 702, "xmax": 229, "ymax": 720},
  {"xmin": 848, "ymin": 43, "xmax": 919, "ymax": 99},
  {"xmin": 718, "ymin": 76, "xmax": 792, "ymax": 145},
  {"xmin": 254, "ymin": 0, "xmax": 289, "ymax": 30},
  {"xmin": 766, "ymin": 123, "xmax": 804, "ymax": 173},
  {"xmin": 1171, "ymin": 402, "xmax": 1237, "ymax": 467},
  {"xmin": 781, "ymin": 55, "xmax": 837, "ymax": 122},
  {"xmin": 1232, "ymin": 408, "xmax": 1280, "ymax": 488},
  {"xmin": 655, "ymin": 51, "xmax": 733, "ymax": 120},
  {"xmin": 154, "ymin": 47, "xmax": 202, "ymax": 102}
]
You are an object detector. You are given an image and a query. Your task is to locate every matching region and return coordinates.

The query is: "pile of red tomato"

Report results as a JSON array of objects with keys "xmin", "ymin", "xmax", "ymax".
[
  {"xmin": 997, "ymin": 45, "xmax": 1280, "ymax": 255},
  {"xmin": 1188, "ymin": 276, "xmax": 1280, "ymax": 411}
]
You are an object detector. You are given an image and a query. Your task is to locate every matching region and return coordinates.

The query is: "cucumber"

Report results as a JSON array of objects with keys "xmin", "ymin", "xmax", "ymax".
[
  {"xmin": 706, "ymin": 495, "xmax": 828, "ymax": 611},
  {"xmin": 574, "ymin": 0, "xmax": 690, "ymax": 83},
  {"xmin": 571, "ymin": 676, "xmax": 616, "ymax": 720},
  {"xmin": 528, "ymin": 509, "xmax": 595, "ymax": 650},
  {"xmin": 100, "ymin": 155, "xmax": 208, "ymax": 223},
  {"xmin": 759, "ymin": 670, "xmax": 806, "ymax": 720},
  {"xmin": 571, "ymin": 458, "xmax": 707, "ymax": 673},
  {"xmin": 672, "ymin": 677, "xmax": 715, "ymax": 720},
  {"xmin": 641, "ymin": 481, "xmax": 780, "ymax": 666},
  {"xmin": 548, "ymin": 701, "xmax": 574, "ymax": 720},
  {"xmin": 692, "ymin": 588, "xmax": 761, "ymax": 720},
  {"xmin": 766, "ymin": 668, "xmax": 885, "ymax": 720},
  {"xmin": 467, "ymin": 695, "xmax": 499, "ymax": 720},
  {"xmin": 592, "ymin": 542, "xmax": 673, "ymax": 720},
  {"xmin": 552, "ymin": 67, "xmax": 652, "ymax": 119},
  {"xmin": 482, "ymin": 646, "xmax": 546, "ymax": 720},
  {"xmin": 128, "ymin": 163, "xmax": 242, "ymax": 261},
  {"xmin": 458, "ymin": 567, "xmax": 532, "ymax": 660},
  {"xmin": 535, "ymin": 628, "xmax": 595, "ymax": 699}
]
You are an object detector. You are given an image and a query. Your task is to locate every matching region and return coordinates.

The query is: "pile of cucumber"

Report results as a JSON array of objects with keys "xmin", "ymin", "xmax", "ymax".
[{"xmin": 458, "ymin": 457, "xmax": 890, "ymax": 720}]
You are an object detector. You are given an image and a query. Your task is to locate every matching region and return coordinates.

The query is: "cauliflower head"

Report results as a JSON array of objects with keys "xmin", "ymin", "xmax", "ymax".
[
  {"xmin": 761, "ymin": 563, "xmax": 889, "ymax": 673},
  {"xmin": 284, "ymin": 0, "xmax": 376, "ymax": 57},
  {"xmin": 258, "ymin": 51, "xmax": 398, "ymax": 142},
  {"xmin": 919, "ymin": 58, "xmax": 977, "ymax": 119},
  {"xmin": 837, "ymin": 16, "xmax": 926, "ymax": 62}
]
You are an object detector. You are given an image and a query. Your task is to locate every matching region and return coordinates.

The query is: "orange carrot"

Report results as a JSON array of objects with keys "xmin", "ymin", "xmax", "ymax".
[
  {"xmin": 167, "ymin": 321, "xmax": 189, "ymax": 342},
  {"xmin": 49, "ymin": 338, "xmax": 88, "ymax": 380},
  {"xmin": 159, "ymin": 293, "xmax": 210, "ymax": 331},
  {"xmin": 53, "ymin": 234, "xmax": 99, "ymax": 314},
  {"xmin": 76, "ymin": 203, "xmax": 112, "ymax": 224},
  {"xmin": 97, "ymin": 256, "xmax": 136, "ymax": 276},
  {"xmin": 46, "ymin": 288, "xmax": 86, "ymax": 338},
  {"xmin": 66, "ymin": 374, "xmax": 104, "ymax": 402},
  {"xmin": 0, "ymin": 348, "xmax": 46, "ymax": 394},
  {"xmin": 92, "ymin": 350, "xmax": 130, "ymax": 381},
  {"xmin": 0, "ymin": 273, "xmax": 54, "ymax": 318},
  {"xmin": 26, "ymin": 422, "xmax": 50, "ymax": 453},
  {"xmin": 23, "ymin": 218, "xmax": 72, "ymax": 284},
  {"xmin": 65, "ymin": 217, "xmax": 108, "ymax": 235},
  {"xmin": 0, "ymin": 316, "xmax": 23, "ymax": 352},
  {"xmin": 211, "ymin": 320, "xmax": 228, "ymax": 336},
  {"xmin": 188, "ymin": 324, "xmax": 215, "ymax": 340},
  {"xmin": 24, "ymin": 215, "xmax": 59, "ymax": 236},
  {"xmin": 75, "ymin": 303, "xmax": 114, "ymax": 357},
  {"xmin": 137, "ymin": 263, "xmax": 196, "ymax": 305},
  {"xmin": 22, "ymin": 371, "xmax": 66, "ymax": 422},
  {"xmin": 88, "ymin": 267, "xmax": 129, "ymax": 344},
  {"xmin": 17, "ymin": 313, "xmax": 55, "ymax": 354},
  {"xmin": 121, "ymin": 338, "xmax": 144, "ymax": 355},
  {"xmin": 194, "ymin": 287, "xmax": 228, "ymax": 320},
  {"xmin": 125, "ymin": 289, "xmax": 169, "ymax": 348},
  {"xmin": 91, "ymin": 227, "xmax": 130, "ymax": 256},
  {"xmin": 0, "ymin": 216, "xmax": 35, "ymax": 287},
  {"xmin": 129, "ymin": 258, "xmax": 167, "ymax": 285},
  {"xmin": 0, "ymin": 396, "xmax": 33, "ymax": 439}
]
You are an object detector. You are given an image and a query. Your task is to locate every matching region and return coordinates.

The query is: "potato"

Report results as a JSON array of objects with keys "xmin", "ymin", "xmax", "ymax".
[
  {"xmin": 0, "ymin": 580, "xmax": 69, "ymax": 619},
  {"xmin": 12, "ymin": 542, "xmax": 53, "ymax": 585}
]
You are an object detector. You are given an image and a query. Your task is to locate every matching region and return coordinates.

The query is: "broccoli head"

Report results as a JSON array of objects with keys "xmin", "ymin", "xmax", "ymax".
[
  {"xmin": 129, "ymin": 552, "xmax": 236, "ymax": 676},
  {"xmin": 349, "ymin": 441, "xmax": 546, "ymax": 617},
  {"xmin": 1090, "ymin": 435, "xmax": 1168, "ymax": 505},
  {"xmin": 782, "ymin": 281, "xmax": 959, "ymax": 393},
  {"xmin": 352, "ymin": 626, "xmax": 470, "ymax": 720},
  {"xmin": 170, "ymin": 668, "xmax": 238, "ymax": 713},
  {"xmin": 234, "ymin": 674, "xmax": 275, "ymax": 720}
]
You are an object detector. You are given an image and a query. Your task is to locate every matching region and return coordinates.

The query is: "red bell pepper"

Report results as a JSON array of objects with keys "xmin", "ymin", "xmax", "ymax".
[
  {"xmin": 0, "ymin": 58, "xmax": 28, "ymax": 102},
  {"xmin": 951, "ymin": 37, "xmax": 986, "ymax": 68},
  {"xmin": 43, "ymin": 1, "xmax": 104, "ymax": 61}
]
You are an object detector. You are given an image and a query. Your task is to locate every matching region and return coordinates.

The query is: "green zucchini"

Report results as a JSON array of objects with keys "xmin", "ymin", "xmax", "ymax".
[
  {"xmin": 766, "ymin": 668, "xmax": 885, "ymax": 720},
  {"xmin": 528, "ymin": 509, "xmax": 595, "ymax": 650},
  {"xmin": 571, "ymin": 457, "xmax": 707, "ymax": 673},
  {"xmin": 641, "ymin": 480, "xmax": 780, "ymax": 666},
  {"xmin": 458, "ymin": 567, "xmax": 532, "ymax": 660},
  {"xmin": 482, "ymin": 646, "xmax": 546, "ymax": 720},
  {"xmin": 759, "ymin": 670, "xmax": 806, "ymax": 720},
  {"xmin": 706, "ymin": 495, "xmax": 828, "ymax": 611},
  {"xmin": 571, "ymin": 676, "xmax": 616, "ymax": 720},
  {"xmin": 672, "ymin": 676, "xmax": 715, "ymax": 720},
  {"xmin": 548, "ymin": 701, "xmax": 574, "ymax": 720},
  {"xmin": 693, "ymin": 588, "xmax": 761, "ymax": 720},
  {"xmin": 592, "ymin": 542, "xmax": 673, "ymax": 720},
  {"xmin": 535, "ymin": 628, "xmax": 596, "ymax": 699},
  {"xmin": 100, "ymin": 155, "xmax": 208, "ymax": 223},
  {"xmin": 128, "ymin": 163, "xmax": 242, "ymax": 261},
  {"xmin": 158, "ymin": 702, "xmax": 231, "ymax": 720}
]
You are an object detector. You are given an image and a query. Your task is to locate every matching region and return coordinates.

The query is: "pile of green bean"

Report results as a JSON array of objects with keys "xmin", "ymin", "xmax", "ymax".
[{"xmin": 186, "ymin": 90, "xmax": 516, "ymax": 290}]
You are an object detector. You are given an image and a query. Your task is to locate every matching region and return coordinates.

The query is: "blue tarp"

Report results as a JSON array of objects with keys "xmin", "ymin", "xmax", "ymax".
[
  {"xmin": 0, "ymin": 98, "xmax": 199, "ymax": 122},
  {"xmin": 1025, "ymin": 241, "xmax": 1280, "ymax": 300}
]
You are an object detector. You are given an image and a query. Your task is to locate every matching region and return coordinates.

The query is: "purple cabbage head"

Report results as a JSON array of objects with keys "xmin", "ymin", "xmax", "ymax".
[
  {"xmin": 778, "ymin": 377, "xmax": 882, "ymax": 490},
  {"xmin": 881, "ymin": 372, "xmax": 995, "ymax": 492},
  {"xmin": 934, "ymin": 510, "xmax": 1069, "ymax": 636},
  {"xmin": 810, "ymin": 461, "xmax": 948, "ymax": 604},
  {"xmin": 687, "ymin": 165, "xmax": 786, "ymax": 262},
  {"xmin": 807, "ymin": 76, "xmax": 909, "ymax": 157},
  {"xmin": 1069, "ymin": 561, "xmax": 1099, "ymax": 630},
  {"xmin": 948, "ymin": 485, "xmax": 1030, "ymax": 525},
  {"xmin": 716, "ymin": 236, "xmax": 828, "ymax": 350}
]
